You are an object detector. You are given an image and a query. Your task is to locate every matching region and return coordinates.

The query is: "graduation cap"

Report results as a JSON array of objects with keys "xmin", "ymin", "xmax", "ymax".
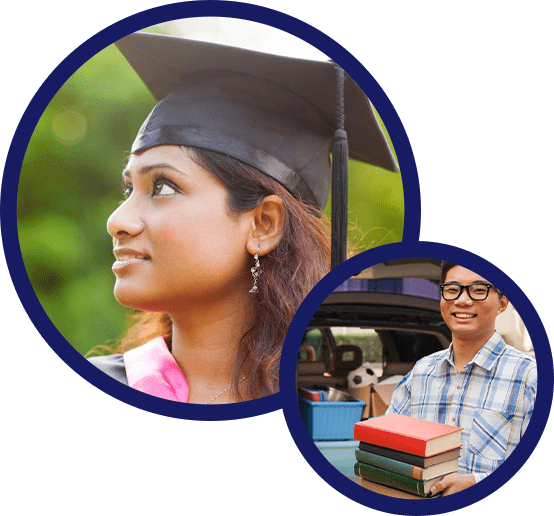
[{"xmin": 115, "ymin": 32, "xmax": 398, "ymax": 269}]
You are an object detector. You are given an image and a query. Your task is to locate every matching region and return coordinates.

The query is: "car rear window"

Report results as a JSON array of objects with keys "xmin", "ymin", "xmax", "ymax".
[
  {"xmin": 335, "ymin": 278, "xmax": 440, "ymax": 300},
  {"xmin": 386, "ymin": 330, "xmax": 444, "ymax": 362}
]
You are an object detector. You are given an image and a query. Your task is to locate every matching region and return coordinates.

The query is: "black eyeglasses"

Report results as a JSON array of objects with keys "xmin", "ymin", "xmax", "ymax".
[{"xmin": 439, "ymin": 283, "xmax": 500, "ymax": 301}]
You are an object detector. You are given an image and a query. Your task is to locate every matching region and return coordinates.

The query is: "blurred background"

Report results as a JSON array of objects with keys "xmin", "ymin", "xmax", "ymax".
[{"xmin": 17, "ymin": 18, "xmax": 404, "ymax": 356}]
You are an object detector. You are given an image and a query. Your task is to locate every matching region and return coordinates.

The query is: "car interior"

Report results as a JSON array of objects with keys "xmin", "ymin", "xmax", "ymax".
[{"xmin": 297, "ymin": 325, "xmax": 451, "ymax": 389}]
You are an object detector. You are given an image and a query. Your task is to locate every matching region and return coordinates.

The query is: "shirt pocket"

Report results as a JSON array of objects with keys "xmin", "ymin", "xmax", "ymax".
[{"xmin": 468, "ymin": 409, "xmax": 514, "ymax": 461}]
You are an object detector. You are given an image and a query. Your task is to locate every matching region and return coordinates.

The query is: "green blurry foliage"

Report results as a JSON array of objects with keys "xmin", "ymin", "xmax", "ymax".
[
  {"xmin": 338, "ymin": 158, "xmax": 404, "ymax": 252},
  {"xmin": 18, "ymin": 43, "xmax": 155, "ymax": 354},
  {"xmin": 17, "ymin": 39, "xmax": 404, "ymax": 356}
]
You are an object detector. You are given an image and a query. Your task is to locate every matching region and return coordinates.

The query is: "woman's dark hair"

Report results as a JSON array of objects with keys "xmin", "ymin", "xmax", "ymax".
[{"xmin": 91, "ymin": 147, "xmax": 331, "ymax": 402}]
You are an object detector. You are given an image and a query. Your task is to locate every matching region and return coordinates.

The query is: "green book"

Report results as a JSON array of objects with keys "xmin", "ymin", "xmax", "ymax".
[
  {"xmin": 354, "ymin": 462, "xmax": 442, "ymax": 497},
  {"xmin": 355, "ymin": 449, "xmax": 458, "ymax": 481}
]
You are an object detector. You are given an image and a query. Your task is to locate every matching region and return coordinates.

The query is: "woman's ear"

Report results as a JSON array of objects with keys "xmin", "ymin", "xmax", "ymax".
[{"xmin": 246, "ymin": 195, "xmax": 285, "ymax": 256}]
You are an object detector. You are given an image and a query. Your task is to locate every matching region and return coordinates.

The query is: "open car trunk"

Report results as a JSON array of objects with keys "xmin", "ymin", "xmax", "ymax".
[{"xmin": 297, "ymin": 259, "xmax": 449, "ymax": 389}]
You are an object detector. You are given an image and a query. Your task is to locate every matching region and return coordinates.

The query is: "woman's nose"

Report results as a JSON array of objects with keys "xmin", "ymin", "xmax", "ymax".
[{"xmin": 107, "ymin": 200, "xmax": 145, "ymax": 239}]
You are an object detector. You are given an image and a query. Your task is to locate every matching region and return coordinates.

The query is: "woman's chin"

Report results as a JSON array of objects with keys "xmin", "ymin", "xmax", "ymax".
[{"xmin": 113, "ymin": 284, "xmax": 157, "ymax": 311}]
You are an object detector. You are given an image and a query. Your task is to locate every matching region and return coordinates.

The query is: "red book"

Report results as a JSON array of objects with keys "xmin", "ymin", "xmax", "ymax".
[{"xmin": 354, "ymin": 414, "xmax": 462, "ymax": 457}]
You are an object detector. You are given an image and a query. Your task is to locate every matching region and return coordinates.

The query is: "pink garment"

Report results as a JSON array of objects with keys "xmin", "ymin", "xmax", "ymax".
[{"xmin": 123, "ymin": 337, "xmax": 190, "ymax": 402}]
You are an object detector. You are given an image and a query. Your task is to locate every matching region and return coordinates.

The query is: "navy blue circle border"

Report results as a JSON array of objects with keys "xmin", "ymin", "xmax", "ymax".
[
  {"xmin": 280, "ymin": 241, "xmax": 553, "ymax": 514},
  {"xmin": 1, "ymin": 2, "xmax": 419, "ymax": 421}
]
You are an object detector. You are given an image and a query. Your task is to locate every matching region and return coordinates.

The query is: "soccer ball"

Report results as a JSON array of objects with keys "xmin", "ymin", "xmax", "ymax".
[{"xmin": 347, "ymin": 362, "xmax": 379, "ymax": 388}]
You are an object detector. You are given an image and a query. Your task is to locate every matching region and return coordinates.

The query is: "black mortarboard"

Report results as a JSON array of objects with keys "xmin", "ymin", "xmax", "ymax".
[{"xmin": 115, "ymin": 32, "xmax": 398, "ymax": 267}]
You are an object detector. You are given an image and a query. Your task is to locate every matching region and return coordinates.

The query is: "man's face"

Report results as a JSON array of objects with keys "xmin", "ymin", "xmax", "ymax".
[{"xmin": 440, "ymin": 265, "xmax": 509, "ymax": 344}]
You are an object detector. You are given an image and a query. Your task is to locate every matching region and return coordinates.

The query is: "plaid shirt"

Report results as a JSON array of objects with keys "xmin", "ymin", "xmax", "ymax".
[{"xmin": 386, "ymin": 331, "xmax": 537, "ymax": 482}]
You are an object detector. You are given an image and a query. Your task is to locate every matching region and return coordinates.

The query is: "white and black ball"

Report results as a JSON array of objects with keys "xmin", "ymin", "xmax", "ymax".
[{"xmin": 347, "ymin": 362, "xmax": 379, "ymax": 388}]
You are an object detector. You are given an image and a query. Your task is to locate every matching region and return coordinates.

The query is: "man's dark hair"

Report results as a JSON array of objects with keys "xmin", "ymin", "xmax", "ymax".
[
  {"xmin": 440, "ymin": 261, "xmax": 458, "ymax": 284},
  {"xmin": 440, "ymin": 261, "xmax": 503, "ymax": 298}
]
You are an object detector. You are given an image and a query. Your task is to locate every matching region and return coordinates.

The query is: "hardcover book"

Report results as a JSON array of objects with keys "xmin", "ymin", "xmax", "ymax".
[
  {"xmin": 355, "ymin": 449, "xmax": 458, "ymax": 480},
  {"xmin": 354, "ymin": 462, "xmax": 442, "ymax": 497},
  {"xmin": 352, "ymin": 476, "xmax": 431, "ymax": 499},
  {"xmin": 354, "ymin": 414, "xmax": 462, "ymax": 457},
  {"xmin": 358, "ymin": 441, "xmax": 462, "ymax": 467},
  {"xmin": 298, "ymin": 387, "xmax": 326, "ymax": 402}
]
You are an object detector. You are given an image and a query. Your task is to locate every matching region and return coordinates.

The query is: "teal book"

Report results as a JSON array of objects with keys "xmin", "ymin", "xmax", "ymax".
[
  {"xmin": 355, "ymin": 449, "xmax": 458, "ymax": 481},
  {"xmin": 354, "ymin": 462, "xmax": 443, "ymax": 497}
]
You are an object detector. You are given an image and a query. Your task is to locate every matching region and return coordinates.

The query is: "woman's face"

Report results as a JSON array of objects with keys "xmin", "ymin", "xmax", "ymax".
[{"xmin": 107, "ymin": 145, "xmax": 254, "ymax": 312}]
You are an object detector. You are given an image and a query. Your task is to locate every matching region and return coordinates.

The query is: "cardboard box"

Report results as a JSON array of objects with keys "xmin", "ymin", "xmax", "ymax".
[
  {"xmin": 369, "ymin": 383, "xmax": 398, "ymax": 417},
  {"xmin": 348, "ymin": 382, "xmax": 398, "ymax": 419},
  {"xmin": 348, "ymin": 386, "xmax": 371, "ymax": 418},
  {"xmin": 349, "ymin": 381, "xmax": 400, "ymax": 419}
]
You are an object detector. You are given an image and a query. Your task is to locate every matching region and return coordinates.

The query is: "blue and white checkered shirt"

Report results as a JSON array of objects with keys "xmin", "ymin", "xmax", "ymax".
[{"xmin": 386, "ymin": 331, "xmax": 537, "ymax": 482}]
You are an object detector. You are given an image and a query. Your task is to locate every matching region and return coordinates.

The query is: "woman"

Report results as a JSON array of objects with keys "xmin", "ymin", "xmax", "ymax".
[{"xmin": 88, "ymin": 32, "xmax": 398, "ymax": 404}]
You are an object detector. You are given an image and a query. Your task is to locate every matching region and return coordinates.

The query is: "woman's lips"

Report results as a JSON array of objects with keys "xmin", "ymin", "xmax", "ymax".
[
  {"xmin": 112, "ymin": 248, "xmax": 151, "ymax": 273},
  {"xmin": 112, "ymin": 256, "xmax": 150, "ymax": 272}
]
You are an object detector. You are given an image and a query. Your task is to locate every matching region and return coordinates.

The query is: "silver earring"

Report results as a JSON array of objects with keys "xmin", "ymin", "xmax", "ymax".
[{"xmin": 249, "ymin": 247, "xmax": 260, "ymax": 294}]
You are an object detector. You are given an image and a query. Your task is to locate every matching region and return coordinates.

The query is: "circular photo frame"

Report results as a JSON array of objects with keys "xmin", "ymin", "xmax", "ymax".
[
  {"xmin": 280, "ymin": 241, "xmax": 552, "ymax": 514},
  {"xmin": 1, "ymin": 2, "xmax": 419, "ymax": 421}
]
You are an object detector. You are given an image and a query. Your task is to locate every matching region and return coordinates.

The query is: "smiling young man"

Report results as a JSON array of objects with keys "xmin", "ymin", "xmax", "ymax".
[{"xmin": 386, "ymin": 262, "xmax": 537, "ymax": 496}]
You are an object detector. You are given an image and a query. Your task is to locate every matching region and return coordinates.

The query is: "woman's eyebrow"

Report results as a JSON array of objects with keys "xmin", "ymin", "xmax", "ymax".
[{"xmin": 122, "ymin": 163, "xmax": 187, "ymax": 178}]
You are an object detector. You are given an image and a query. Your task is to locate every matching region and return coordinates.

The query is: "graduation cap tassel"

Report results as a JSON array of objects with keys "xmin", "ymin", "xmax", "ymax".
[{"xmin": 331, "ymin": 64, "xmax": 349, "ymax": 269}]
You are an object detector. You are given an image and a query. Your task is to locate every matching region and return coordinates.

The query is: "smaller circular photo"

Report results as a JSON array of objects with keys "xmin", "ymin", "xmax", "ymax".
[{"xmin": 280, "ymin": 243, "xmax": 552, "ymax": 515}]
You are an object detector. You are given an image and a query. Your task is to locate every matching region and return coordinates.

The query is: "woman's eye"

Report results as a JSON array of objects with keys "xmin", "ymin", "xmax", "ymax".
[
  {"xmin": 122, "ymin": 183, "xmax": 133, "ymax": 199},
  {"xmin": 153, "ymin": 180, "xmax": 177, "ymax": 196}
]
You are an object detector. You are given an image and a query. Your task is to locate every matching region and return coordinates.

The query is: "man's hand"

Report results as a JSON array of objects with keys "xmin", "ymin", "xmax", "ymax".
[{"xmin": 430, "ymin": 473, "xmax": 476, "ymax": 496}]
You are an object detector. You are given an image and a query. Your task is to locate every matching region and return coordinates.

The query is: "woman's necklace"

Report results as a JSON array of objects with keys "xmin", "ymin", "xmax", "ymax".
[{"xmin": 204, "ymin": 375, "xmax": 247, "ymax": 404}]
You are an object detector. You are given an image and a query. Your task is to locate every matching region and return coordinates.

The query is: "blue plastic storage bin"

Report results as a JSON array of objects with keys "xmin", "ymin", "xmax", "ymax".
[{"xmin": 299, "ymin": 396, "xmax": 365, "ymax": 440}]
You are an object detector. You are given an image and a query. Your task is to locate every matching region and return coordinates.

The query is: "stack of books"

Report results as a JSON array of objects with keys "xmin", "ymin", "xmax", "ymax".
[{"xmin": 353, "ymin": 414, "xmax": 462, "ymax": 498}]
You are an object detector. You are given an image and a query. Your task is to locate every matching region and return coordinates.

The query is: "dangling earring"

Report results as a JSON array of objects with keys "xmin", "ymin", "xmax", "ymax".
[{"xmin": 249, "ymin": 246, "xmax": 260, "ymax": 294}]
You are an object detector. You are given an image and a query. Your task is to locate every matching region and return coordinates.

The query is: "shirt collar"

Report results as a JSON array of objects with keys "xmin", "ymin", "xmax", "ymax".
[
  {"xmin": 444, "ymin": 331, "xmax": 506, "ymax": 371},
  {"xmin": 123, "ymin": 336, "xmax": 190, "ymax": 402}
]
